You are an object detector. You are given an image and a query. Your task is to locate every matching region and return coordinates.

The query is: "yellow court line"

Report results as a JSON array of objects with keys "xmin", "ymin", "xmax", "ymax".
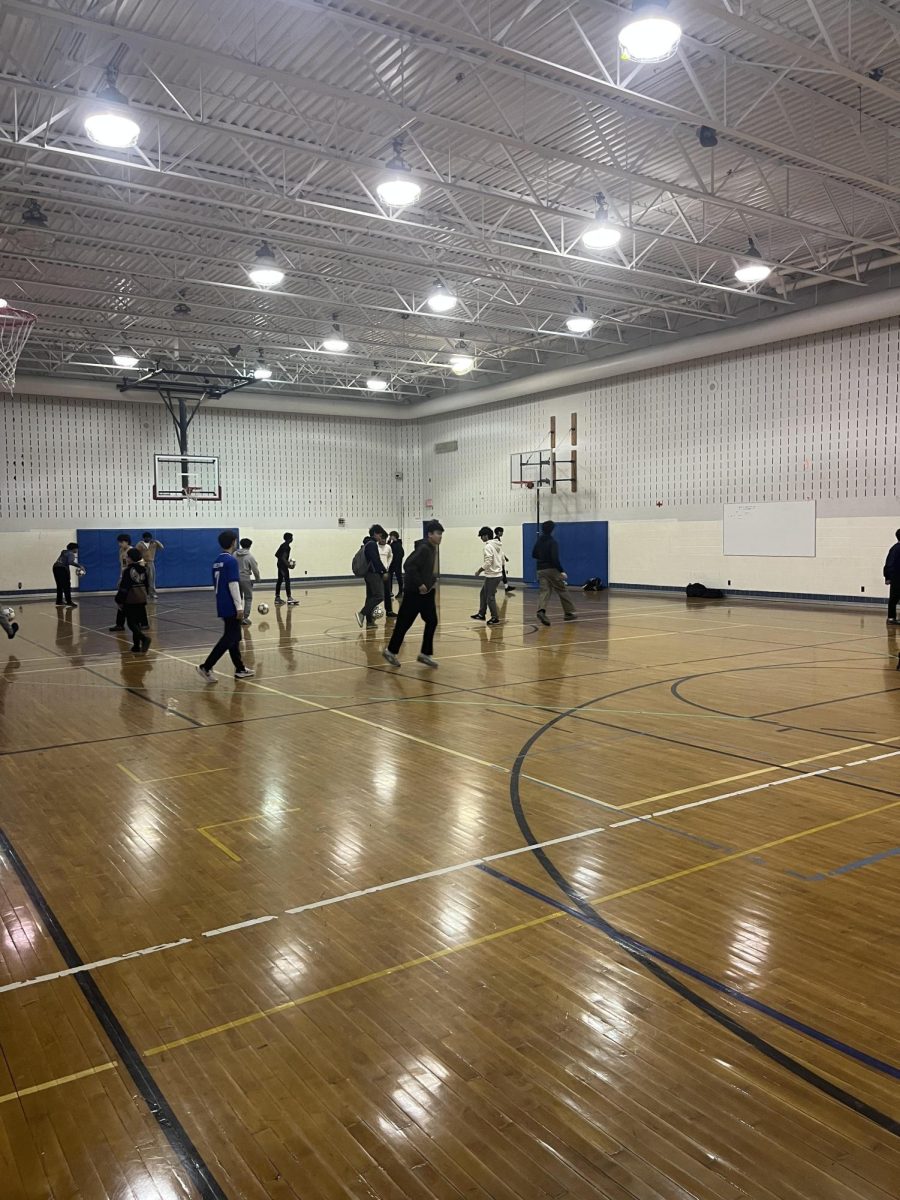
[
  {"xmin": 117, "ymin": 762, "xmax": 230, "ymax": 785},
  {"xmin": 0, "ymin": 1061, "xmax": 118, "ymax": 1105},
  {"xmin": 196, "ymin": 828, "xmax": 243, "ymax": 863},
  {"xmin": 616, "ymin": 735, "xmax": 900, "ymax": 810},
  {"xmin": 142, "ymin": 793, "xmax": 900, "ymax": 1058},
  {"xmin": 196, "ymin": 804, "xmax": 307, "ymax": 862}
]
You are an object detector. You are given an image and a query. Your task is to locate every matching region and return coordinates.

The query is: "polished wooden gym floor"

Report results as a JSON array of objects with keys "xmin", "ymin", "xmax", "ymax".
[{"xmin": 0, "ymin": 582, "xmax": 898, "ymax": 1199}]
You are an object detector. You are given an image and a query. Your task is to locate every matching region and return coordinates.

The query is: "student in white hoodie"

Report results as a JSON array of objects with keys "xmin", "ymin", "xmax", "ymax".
[
  {"xmin": 235, "ymin": 538, "xmax": 261, "ymax": 625},
  {"xmin": 471, "ymin": 526, "xmax": 504, "ymax": 625}
]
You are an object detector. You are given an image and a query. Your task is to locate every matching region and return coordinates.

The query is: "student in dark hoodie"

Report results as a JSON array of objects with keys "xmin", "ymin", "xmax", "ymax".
[
  {"xmin": 115, "ymin": 547, "xmax": 152, "ymax": 654},
  {"xmin": 532, "ymin": 520, "xmax": 576, "ymax": 626},
  {"xmin": 356, "ymin": 525, "xmax": 388, "ymax": 628},
  {"xmin": 885, "ymin": 529, "xmax": 900, "ymax": 625},
  {"xmin": 387, "ymin": 531, "xmax": 405, "ymax": 598},
  {"xmin": 275, "ymin": 533, "xmax": 298, "ymax": 606},
  {"xmin": 382, "ymin": 521, "xmax": 444, "ymax": 668}
]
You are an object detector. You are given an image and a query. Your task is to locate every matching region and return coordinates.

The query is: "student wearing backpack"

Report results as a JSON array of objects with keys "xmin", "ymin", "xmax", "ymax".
[
  {"xmin": 354, "ymin": 526, "xmax": 389, "ymax": 628},
  {"xmin": 115, "ymin": 547, "xmax": 152, "ymax": 654}
]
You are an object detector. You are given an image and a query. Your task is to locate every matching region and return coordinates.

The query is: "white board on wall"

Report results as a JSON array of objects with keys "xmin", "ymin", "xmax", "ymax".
[{"xmin": 723, "ymin": 501, "xmax": 816, "ymax": 557}]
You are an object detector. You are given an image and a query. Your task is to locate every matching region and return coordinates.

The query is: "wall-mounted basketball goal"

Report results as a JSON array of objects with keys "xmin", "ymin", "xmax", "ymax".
[{"xmin": 511, "ymin": 413, "xmax": 578, "ymax": 521}]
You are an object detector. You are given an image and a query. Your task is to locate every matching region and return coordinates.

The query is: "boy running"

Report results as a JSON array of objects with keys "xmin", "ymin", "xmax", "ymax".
[{"xmin": 382, "ymin": 521, "xmax": 444, "ymax": 668}]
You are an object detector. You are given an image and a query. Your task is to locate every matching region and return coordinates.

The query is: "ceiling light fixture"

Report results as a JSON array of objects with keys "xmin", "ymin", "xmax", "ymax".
[
  {"xmin": 565, "ymin": 297, "xmax": 595, "ymax": 335},
  {"xmin": 0, "ymin": 299, "xmax": 8, "ymax": 310},
  {"xmin": 84, "ymin": 64, "xmax": 141, "ymax": 149},
  {"xmin": 376, "ymin": 137, "xmax": 421, "ymax": 208},
  {"xmin": 581, "ymin": 193, "xmax": 621, "ymax": 251},
  {"xmin": 619, "ymin": 0, "xmax": 682, "ymax": 64},
  {"xmin": 733, "ymin": 239, "xmax": 772, "ymax": 285},
  {"xmin": 247, "ymin": 242, "xmax": 285, "ymax": 289},
  {"xmin": 112, "ymin": 350, "xmax": 139, "ymax": 369},
  {"xmin": 448, "ymin": 334, "xmax": 475, "ymax": 375},
  {"xmin": 321, "ymin": 314, "xmax": 349, "ymax": 353},
  {"xmin": 253, "ymin": 348, "xmax": 273, "ymax": 380},
  {"xmin": 21, "ymin": 199, "xmax": 47, "ymax": 228},
  {"xmin": 426, "ymin": 281, "xmax": 457, "ymax": 313},
  {"xmin": 367, "ymin": 362, "xmax": 389, "ymax": 391}
]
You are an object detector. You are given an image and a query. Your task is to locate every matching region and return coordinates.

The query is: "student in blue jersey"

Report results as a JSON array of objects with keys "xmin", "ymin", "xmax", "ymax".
[{"xmin": 196, "ymin": 531, "xmax": 255, "ymax": 683}]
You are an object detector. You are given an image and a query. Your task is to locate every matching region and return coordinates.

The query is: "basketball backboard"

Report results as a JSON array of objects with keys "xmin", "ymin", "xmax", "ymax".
[
  {"xmin": 153, "ymin": 453, "xmax": 221, "ymax": 500},
  {"xmin": 510, "ymin": 449, "xmax": 552, "ymax": 489}
]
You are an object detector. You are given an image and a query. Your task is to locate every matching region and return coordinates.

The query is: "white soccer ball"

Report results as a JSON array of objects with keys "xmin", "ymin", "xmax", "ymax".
[
  {"xmin": 1, "ymin": 607, "xmax": 14, "ymax": 622},
  {"xmin": 373, "ymin": 604, "xmax": 385, "ymax": 619},
  {"xmin": 76, "ymin": 566, "xmax": 87, "ymax": 577},
  {"xmin": 257, "ymin": 602, "xmax": 270, "ymax": 615},
  {"xmin": 288, "ymin": 560, "xmax": 296, "ymax": 569}
]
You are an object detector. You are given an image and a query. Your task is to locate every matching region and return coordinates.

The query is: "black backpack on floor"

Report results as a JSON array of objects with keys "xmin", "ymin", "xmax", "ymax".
[
  {"xmin": 686, "ymin": 582, "xmax": 725, "ymax": 599},
  {"xmin": 582, "ymin": 577, "xmax": 605, "ymax": 592}
]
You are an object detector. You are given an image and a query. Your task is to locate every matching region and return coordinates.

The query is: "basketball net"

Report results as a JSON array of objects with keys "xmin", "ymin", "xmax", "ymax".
[
  {"xmin": 182, "ymin": 485, "xmax": 199, "ymax": 509},
  {"xmin": 0, "ymin": 306, "xmax": 37, "ymax": 392}
]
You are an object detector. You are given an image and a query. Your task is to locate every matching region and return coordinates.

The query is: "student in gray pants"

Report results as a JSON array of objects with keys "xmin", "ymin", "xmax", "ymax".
[{"xmin": 235, "ymin": 538, "xmax": 261, "ymax": 625}]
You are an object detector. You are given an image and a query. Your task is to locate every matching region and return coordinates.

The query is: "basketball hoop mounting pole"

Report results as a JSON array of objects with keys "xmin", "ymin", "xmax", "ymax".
[{"xmin": 118, "ymin": 367, "xmax": 253, "ymax": 492}]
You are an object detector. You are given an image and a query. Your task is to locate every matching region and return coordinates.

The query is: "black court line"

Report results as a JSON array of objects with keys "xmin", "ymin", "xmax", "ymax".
[
  {"xmin": 502, "ymin": 685, "xmax": 900, "ymax": 1138},
  {"xmin": 0, "ymin": 826, "xmax": 229, "ymax": 1199}
]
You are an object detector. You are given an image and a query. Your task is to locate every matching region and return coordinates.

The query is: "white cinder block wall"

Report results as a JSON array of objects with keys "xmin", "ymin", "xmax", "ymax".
[{"xmin": 2, "ymin": 318, "xmax": 899, "ymax": 601}]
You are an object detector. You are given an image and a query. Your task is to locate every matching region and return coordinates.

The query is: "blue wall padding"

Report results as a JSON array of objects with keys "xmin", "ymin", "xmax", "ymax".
[
  {"xmin": 75, "ymin": 529, "xmax": 236, "ymax": 591},
  {"xmin": 522, "ymin": 521, "xmax": 609, "ymax": 587}
]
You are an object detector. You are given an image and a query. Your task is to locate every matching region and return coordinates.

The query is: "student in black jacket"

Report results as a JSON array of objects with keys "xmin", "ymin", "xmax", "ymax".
[
  {"xmin": 382, "ymin": 521, "xmax": 444, "ymax": 668},
  {"xmin": 356, "ymin": 525, "xmax": 388, "ymax": 627},
  {"xmin": 532, "ymin": 520, "xmax": 576, "ymax": 626},
  {"xmin": 275, "ymin": 533, "xmax": 298, "ymax": 606},
  {"xmin": 115, "ymin": 548, "xmax": 152, "ymax": 653},
  {"xmin": 387, "ymin": 531, "xmax": 405, "ymax": 597},
  {"xmin": 885, "ymin": 529, "xmax": 900, "ymax": 624}
]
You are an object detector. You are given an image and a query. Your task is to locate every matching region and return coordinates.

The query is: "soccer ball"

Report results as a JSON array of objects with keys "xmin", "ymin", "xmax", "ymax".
[
  {"xmin": 258, "ymin": 602, "xmax": 270, "ymax": 615},
  {"xmin": 373, "ymin": 604, "xmax": 385, "ymax": 619},
  {"xmin": 1, "ymin": 607, "xmax": 14, "ymax": 622},
  {"xmin": 76, "ymin": 566, "xmax": 87, "ymax": 577},
  {"xmin": 288, "ymin": 560, "xmax": 296, "ymax": 569}
]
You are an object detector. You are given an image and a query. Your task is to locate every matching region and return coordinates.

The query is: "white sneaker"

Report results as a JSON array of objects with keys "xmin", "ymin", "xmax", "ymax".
[
  {"xmin": 196, "ymin": 665, "xmax": 217, "ymax": 684},
  {"xmin": 234, "ymin": 667, "xmax": 256, "ymax": 679},
  {"xmin": 287, "ymin": 598, "xmax": 299, "ymax": 606},
  {"xmin": 382, "ymin": 648, "xmax": 400, "ymax": 667},
  {"xmin": 417, "ymin": 653, "xmax": 439, "ymax": 668}
]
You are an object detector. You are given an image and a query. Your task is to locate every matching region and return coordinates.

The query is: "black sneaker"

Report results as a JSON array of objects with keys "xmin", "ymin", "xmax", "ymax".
[
  {"xmin": 486, "ymin": 618, "xmax": 502, "ymax": 626},
  {"xmin": 564, "ymin": 613, "xmax": 577, "ymax": 621},
  {"xmin": 109, "ymin": 626, "xmax": 125, "ymax": 633},
  {"xmin": 537, "ymin": 610, "xmax": 550, "ymax": 626},
  {"xmin": 6, "ymin": 623, "xmax": 18, "ymax": 640},
  {"xmin": 470, "ymin": 613, "xmax": 486, "ymax": 621}
]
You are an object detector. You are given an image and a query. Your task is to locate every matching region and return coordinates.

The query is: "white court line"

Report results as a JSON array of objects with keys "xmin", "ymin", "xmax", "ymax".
[{"xmin": 2, "ymin": 746, "xmax": 896, "ymax": 997}]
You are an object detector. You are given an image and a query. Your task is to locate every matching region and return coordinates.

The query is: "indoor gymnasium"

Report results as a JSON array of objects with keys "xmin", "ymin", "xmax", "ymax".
[{"xmin": 1, "ymin": 0, "xmax": 900, "ymax": 1197}]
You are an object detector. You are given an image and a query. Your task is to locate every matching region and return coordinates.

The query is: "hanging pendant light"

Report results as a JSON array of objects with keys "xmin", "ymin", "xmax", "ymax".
[
  {"xmin": 734, "ymin": 239, "xmax": 772, "ymax": 285},
  {"xmin": 565, "ymin": 297, "xmax": 594, "ymax": 334},
  {"xmin": 253, "ymin": 348, "xmax": 273, "ymax": 380},
  {"xmin": 426, "ymin": 281, "xmax": 457, "ymax": 313},
  {"xmin": 376, "ymin": 138, "xmax": 421, "ymax": 208},
  {"xmin": 581, "ymin": 193, "xmax": 622, "ymax": 251},
  {"xmin": 619, "ymin": 0, "xmax": 682, "ymax": 64},
  {"xmin": 321, "ymin": 315, "xmax": 349, "ymax": 353},
  {"xmin": 448, "ymin": 334, "xmax": 475, "ymax": 375},
  {"xmin": 84, "ymin": 64, "xmax": 141, "ymax": 149},
  {"xmin": 247, "ymin": 242, "xmax": 285, "ymax": 289},
  {"xmin": 366, "ymin": 361, "xmax": 389, "ymax": 391}
]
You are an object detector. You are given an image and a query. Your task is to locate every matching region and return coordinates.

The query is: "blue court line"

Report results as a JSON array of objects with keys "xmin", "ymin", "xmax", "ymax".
[
  {"xmin": 784, "ymin": 845, "xmax": 900, "ymax": 882},
  {"xmin": 477, "ymin": 861, "xmax": 900, "ymax": 1082}
]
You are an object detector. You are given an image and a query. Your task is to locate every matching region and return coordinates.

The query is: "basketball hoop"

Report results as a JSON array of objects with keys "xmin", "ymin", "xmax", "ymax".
[
  {"xmin": 513, "ymin": 480, "xmax": 536, "ymax": 490},
  {"xmin": 0, "ymin": 306, "xmax": 37, "ymax": 392},
  {"xmin": 182, "ymin": 485, "xmax": 199, "ymax": 508}
]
